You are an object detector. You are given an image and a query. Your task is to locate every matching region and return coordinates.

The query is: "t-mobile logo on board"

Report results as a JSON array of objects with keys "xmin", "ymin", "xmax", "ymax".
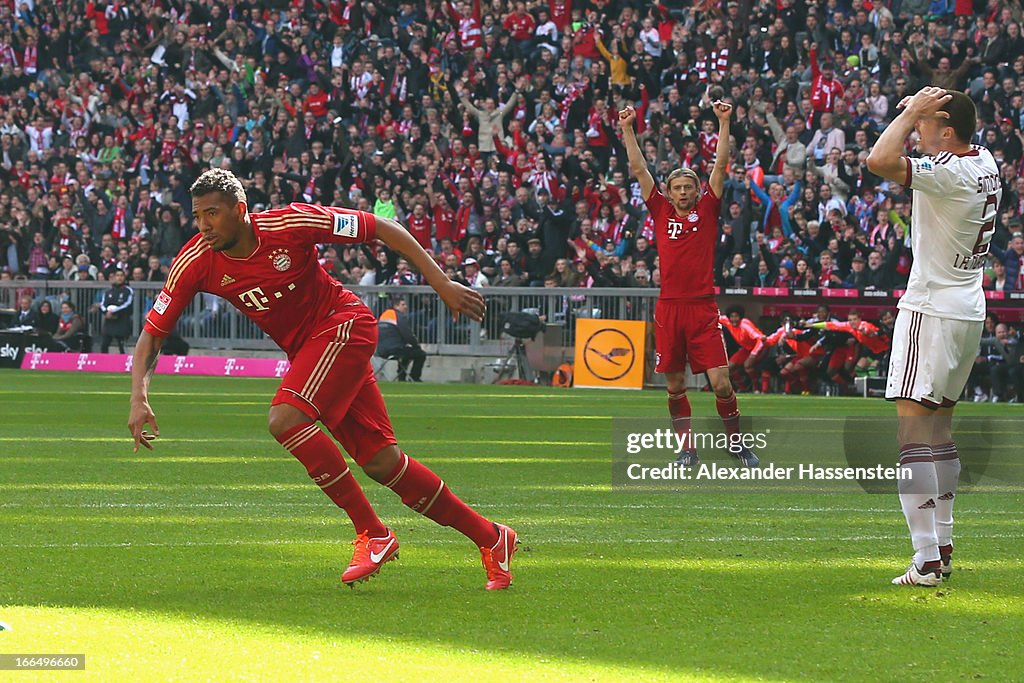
[{"xmin": 275, "ymin": 360, "xmax": 289, "ymax": 377}]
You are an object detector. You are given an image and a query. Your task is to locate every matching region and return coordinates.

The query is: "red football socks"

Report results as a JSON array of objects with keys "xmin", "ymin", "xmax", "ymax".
[
  {"xmin": 716, "ymin": 392, "xmax": 741, "ymax": 436},
  {"xmin": 668, "ymin": 391, "xmax": 694, "ymax": 450},
  {"xmin": 383, "ymin": 451, "xmax": 498, "ymax": 548},
  {"xmin": 275, "ymin": 423, "xmax": 387, "ymax": 537}
]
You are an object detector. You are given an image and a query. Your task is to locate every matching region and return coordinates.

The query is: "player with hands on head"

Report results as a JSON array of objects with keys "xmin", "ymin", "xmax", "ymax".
[
  {"xmin": 866, "ymin": 87, "xmax": 1002, "ymax": 587},
  {"xmin": 620, "ymin": 100, "xmax": 759, "ymax": 469},
  {"xmin": 128, "ymin": 169, "xmax": 517, "ymax": 591}
]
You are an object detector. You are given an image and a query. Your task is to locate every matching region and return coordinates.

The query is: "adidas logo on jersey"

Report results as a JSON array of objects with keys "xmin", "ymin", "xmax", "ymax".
[{"xmin": 221, "ymin": 274, "xmax": 236, "ymax": 286}]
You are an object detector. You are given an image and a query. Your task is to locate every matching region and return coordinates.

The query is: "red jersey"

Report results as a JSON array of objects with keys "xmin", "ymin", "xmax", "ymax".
[
  {"xmin": 503, "ymin": 12, "xmax": 535, "ymax": 40},
  {"xmin": 809, "ymin": 47, "xmax": 845, "ymax": 114},
  {"xmin": 144, "ymin": 203, "xmax": 376, "ymax": 359},
  {"xmin": 765, "ymin": 326, "xmax": 825, "ymax": 358},
  {"xmin": 303, "ymin": 91, "xmax": 329, "ymax": 118},
  {"xmin": 433, "ymin": 204, "xmax": 457, "ymax": 243},
  {"xmin": 823, "ymin": 320, "xmax": 890, "ymax": 354},
  {"xmin": 549, "ymin": 0, "xmax": 571, "ymax": 30},
  {"xmin": 644, "ymin": 187, "xmax": 720, "ymax": 300},
  {"xmin": 719, "ymin": 315, "xmax": 764, "ymax": 352},
  {"xmin": 407, "ymin": 212, "xmax": 433, "ymax": 250}
]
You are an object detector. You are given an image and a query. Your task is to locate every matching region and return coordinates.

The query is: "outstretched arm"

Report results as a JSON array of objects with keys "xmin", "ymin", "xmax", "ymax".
[
  {"xmin": 128, "ymin": 330, "xmax": 165, "ymax": 452},
  {"xmin": 375, "ymin": 217, "xmax": 485, "ymax": 322},
  {"xmin": 618, "ymin": 106, "xmax": 655, "ymax": 200},
  {"xmin": 709, "ymin": 101, "xmax": 732, "ymax": 198}
]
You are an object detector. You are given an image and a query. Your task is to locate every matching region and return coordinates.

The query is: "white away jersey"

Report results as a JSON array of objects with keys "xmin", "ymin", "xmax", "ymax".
[{"xmin": 900, "ymin": 146, "xmax": 1001, "ymax": 321}]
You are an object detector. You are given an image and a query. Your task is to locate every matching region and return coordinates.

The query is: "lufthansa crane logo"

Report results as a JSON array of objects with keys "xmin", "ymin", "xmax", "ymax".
[{"xmin": 583, "ymin": 327, "xmax": 636, "ymax": 381}]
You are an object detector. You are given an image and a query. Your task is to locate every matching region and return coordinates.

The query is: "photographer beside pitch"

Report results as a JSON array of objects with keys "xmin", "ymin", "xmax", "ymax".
[
  {"xmin": 866, "ymin": 87, "xmax": 1001, "ymax": 587},
  {"xmin": 619, "ymin": 100, "xmax": 758, "ymax": 469},
  {"xmin": 127, "ymin": 169, "xmax": 518, "ymax": 590}
]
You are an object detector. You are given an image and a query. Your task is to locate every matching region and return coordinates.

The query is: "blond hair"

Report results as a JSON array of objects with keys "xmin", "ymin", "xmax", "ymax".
[{"xmin": 666, "ymin": 168, "xmax": 700, "ymax": 191}]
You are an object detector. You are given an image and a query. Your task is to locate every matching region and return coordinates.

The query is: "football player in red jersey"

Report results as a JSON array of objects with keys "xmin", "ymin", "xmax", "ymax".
[
  {"xmin": 804, "ymin": 309, "xmax": 891, "ymax": 393},
  {"xmin": 127, "ymin": 169, "xmax": 518, "ymax": 590},
  {"xmin": 620, "ymin": 101, "xmax": 758, "ymax": 468},
  {"xmin": 719, "ymin": 305, "xmax": 767, "ymax": 392}
]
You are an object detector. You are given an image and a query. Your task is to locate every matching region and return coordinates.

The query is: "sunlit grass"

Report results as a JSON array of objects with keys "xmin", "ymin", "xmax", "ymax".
[{"xmin": 1, "ymin": 371, "xmax": 1022, "ymax": 681}]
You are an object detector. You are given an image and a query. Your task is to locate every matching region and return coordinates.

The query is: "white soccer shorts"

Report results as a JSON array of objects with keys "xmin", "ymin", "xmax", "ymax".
[{"xmin": 885, "ymin": 309, "xmax": 983, "ymax": 408}]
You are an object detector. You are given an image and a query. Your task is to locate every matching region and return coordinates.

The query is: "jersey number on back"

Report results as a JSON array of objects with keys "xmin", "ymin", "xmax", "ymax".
[{"xmin": 972, "ymin": 193, "xmax": 998, "ymax": 256}]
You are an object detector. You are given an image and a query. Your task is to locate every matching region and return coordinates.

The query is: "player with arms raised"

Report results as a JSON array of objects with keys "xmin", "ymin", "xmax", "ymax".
[
  {"xmin": 127, "ymin": 169, "xmax": 518, "ymax": 590},
  {"xmin": 619, "ymin": 102, "xmax": 758, "ymax": 468},
  {"xmin": 866, "ymin": 87, "xmax": 1001, "ymax": 586}
]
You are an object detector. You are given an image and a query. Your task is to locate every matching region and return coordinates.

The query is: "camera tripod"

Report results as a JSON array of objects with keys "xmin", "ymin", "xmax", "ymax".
[{"xmin": 492, "ymin": 337, "xmax": 532, "ymax": 383}]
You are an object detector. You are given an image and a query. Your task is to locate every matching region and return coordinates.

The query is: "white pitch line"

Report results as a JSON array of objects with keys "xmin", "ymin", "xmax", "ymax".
[
  {"xmin": 0, "ymin": 436, "xmax": 609, "ymax": 444},
  {"xmin": 0, "ymin": 501, "xmax": 1020, "ymax": 516},
  {"xmin": 3, "ymin": 533, "xmax": 1022, "ymax": 550}
]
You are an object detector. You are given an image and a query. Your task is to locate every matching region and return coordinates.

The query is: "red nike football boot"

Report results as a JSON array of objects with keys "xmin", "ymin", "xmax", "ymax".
[
  {"xmin": 342, "ymin": 528, "xmax": 399, "ymax": 586},
  {"xmin": 479, "ymin": 523, "xmax": 519, "ymax": 590}
]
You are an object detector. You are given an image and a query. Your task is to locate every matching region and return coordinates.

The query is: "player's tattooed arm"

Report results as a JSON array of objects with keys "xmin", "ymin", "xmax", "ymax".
[
  {"xmin": 128, "ymin": 330, "xmax": 165, "ymax": 452},
  {"xmin": 617, "ymin": 105, "xmax": 655, "ymax": 200}
]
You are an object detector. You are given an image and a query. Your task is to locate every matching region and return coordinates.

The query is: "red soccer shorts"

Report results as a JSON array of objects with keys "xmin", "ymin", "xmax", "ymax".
[
  {"xmin": 729, "ymin": 347, "xmax": 752, "ymax": 366},
  {"xmin": 654, "ymin": 299, "xmax": 728, "ymax": 374},
  {"xmin": 828, "ymin": 345, "xmax": 856, "ymax": 371},
  {"xmin": 271, "ymin": 309, "xmax": 397, "ymax": 465}
]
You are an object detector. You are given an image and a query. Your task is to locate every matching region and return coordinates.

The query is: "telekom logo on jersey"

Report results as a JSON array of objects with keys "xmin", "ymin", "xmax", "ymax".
[
  {"xmin": 667, "ymin": 220, "xmax": 686, "ymax": 239},
  {"xmin": 666, "ymin": 212, "xmax": 699, "ymax": 239},
  {"xmin": 239, "ymin": 286, "xmax": 272, "ymax": 311}
]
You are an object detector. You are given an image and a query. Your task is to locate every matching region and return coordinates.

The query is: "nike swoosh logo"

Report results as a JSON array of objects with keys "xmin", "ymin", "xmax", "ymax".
[
  {"xmin": 496, "ymin": 530, "xmax": 510, "ymax": 571},
  {"xmin": 369, "ymin": 538, "xmax": 396, "ymax": 564}
]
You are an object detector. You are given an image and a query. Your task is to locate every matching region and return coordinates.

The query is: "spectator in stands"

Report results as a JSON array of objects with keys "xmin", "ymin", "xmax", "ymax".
[
  {"xmin": 52, "ymin": 301, "xmax": 89, "ymax": 353},
  {"xmin": 34, "ymin": 300, "xmax": 59, "ymax": 335},
  {"xmin": 462, "ymin": 258, "xmax": 489, "ymax": 288},
  {"xmin": 14, "ymin": 294, "xmax": 38, "ymax": 328},
  {"xmin": 987, "ymin": 323, "xmax": 1022, "ymax": 403},
  {"xmin": 990, "ymin": 233, "xmax": 1024, "ymax": 290},
  {"xmin": 492, "ymin": 258, "xmax": 524, "ymax": 287},
  {"xmin": 0, "ymin": 0, "xmax": 1017, "ymax": 371},
  {"xmin": 96, "ymin": 269, "xmax": 134, "ymax": 354},
  {"xmin": 377, "ymin": 297, "xmax": 427, "ymax": 383}
]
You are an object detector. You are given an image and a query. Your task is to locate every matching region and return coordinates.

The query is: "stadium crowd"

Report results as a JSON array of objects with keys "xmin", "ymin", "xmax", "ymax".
[{"xmin": 0, "ymin": 0, "xmax": 1022, "ymax": 397}]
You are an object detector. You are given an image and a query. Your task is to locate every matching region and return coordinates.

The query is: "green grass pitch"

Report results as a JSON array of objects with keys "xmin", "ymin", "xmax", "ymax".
[{"xmin": 1, "ymin": 370, "xmax": 1022, "ymax": 681}]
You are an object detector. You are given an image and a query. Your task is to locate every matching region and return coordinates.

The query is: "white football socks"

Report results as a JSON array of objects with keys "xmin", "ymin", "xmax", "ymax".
[
  {"xmin": 898, "ymin": 444, "xmax": 939, "ymax": 567},
  {"xmin": 932, "ymin": 442, "xmax": 961, "ymax": 550}
]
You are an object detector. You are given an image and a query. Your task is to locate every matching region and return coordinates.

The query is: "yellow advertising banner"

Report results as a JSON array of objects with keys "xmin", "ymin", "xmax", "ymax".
[{"xmin": 573, "ymin": 319, "xmax": 647, "ymax": 389}]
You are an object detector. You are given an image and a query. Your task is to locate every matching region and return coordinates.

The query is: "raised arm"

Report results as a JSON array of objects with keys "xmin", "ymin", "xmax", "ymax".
[
  {"xmin": 375, "ymin": 217, "xmax": 485, "ymax": 322},
  {"xmin": 617, "ymin": 105, "xmax": 655, "ymax": 200},
  {"xmin": 709, "ymin": 101, "xmax": 732, "ymax": 198},
  {"xmin": 128, "ymin": 330, "xmax": 165, "ymax": 452},
  {"xmin": 498, "ymin": 89, "xmax": 518, "ymax": 116},
  {"xmin": 766, "ymin": 111, "xmax": 785, "ymax": 143},
  {"xmin": 779, "ymin": 180, "xmax": 803, "ymax": 237},
  {"xmin": 866, "ymin": 86, "xmax": 952, "ymax": 185}
]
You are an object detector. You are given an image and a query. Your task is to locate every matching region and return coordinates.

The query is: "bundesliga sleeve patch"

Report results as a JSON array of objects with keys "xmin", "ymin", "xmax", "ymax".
[
  {"xmin": 153, "ymin": 291, "xmax": 172, "ymax": 315},
  {"xmin": 333, "ymin": 213, "xmax": 360, "ymax": 239}
]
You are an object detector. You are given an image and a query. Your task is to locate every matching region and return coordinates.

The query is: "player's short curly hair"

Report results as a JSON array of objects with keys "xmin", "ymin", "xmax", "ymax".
[
  {"xmin": 190, "ymin": 169, "xmax": 246, "ymax": 204},
  {"xmin": 666, "ymin": 167, "xmax": 700, "ymax": 191}
]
